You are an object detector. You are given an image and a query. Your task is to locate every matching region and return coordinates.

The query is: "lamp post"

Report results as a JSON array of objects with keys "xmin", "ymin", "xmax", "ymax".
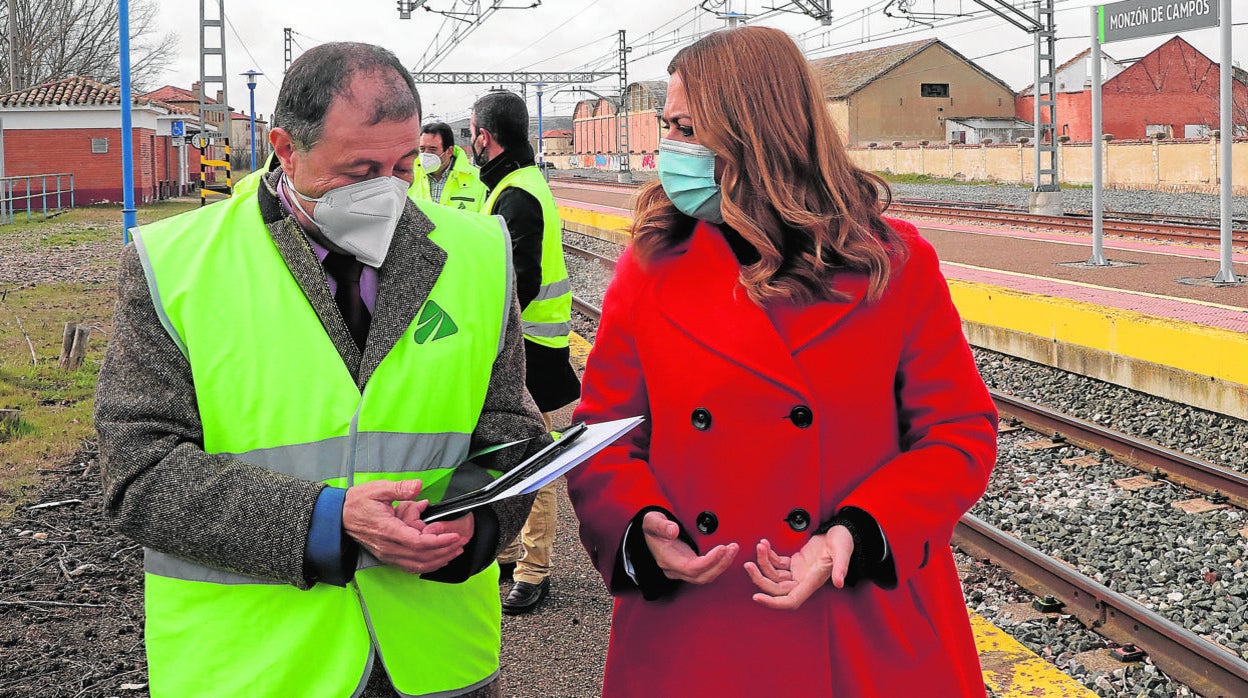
[
  {"xmin": 534, "ymin": 82, "xmax": 547, "ymax": 179},
  {"xmin": 241, "ymin": 69, "xmax": 262, "ymax": 171}
]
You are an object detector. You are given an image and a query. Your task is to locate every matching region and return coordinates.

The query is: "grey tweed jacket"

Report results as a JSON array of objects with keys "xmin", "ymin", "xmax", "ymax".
[{"xmin": 94, "ymin": 171, "xmax": 548, "ymax": 589}]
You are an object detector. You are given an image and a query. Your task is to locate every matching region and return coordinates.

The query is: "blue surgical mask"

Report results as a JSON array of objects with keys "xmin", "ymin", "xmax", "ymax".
[{"xmin": 658, "ymin": 139, "xmax": 723, "ymax": 224}]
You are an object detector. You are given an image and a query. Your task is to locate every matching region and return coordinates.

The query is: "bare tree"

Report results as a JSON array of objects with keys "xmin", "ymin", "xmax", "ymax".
[{"xmin": 1, "ymin": 0, "xmax": 177, "ymax": 94}]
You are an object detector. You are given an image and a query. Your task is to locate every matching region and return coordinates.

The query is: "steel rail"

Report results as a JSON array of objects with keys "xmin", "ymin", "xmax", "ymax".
[
  {"xmin": 890, "ymin": 202, "xmax": 1248, "ymax": 247},
  {"xmin": 991, "ymin": 391, "xmax": 1248, "ymax": 510},
  {"xmin": 571, "ymin": 296, "xmax": 601, "ymax": 321},
  {"xmin": 562, "ymin": 241, "xmax": 620, "ymax": 269},
  {"xmin": 955, "ymin": 514, "xmax": 1248, "ymax": 698},
  {"xmin": 549, "ymin": 176, "xmax": 1245, "ymax": 246}
]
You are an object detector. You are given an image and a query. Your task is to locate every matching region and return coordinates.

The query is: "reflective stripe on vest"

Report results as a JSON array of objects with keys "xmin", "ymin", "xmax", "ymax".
[
  {"xmin": 482, "ymin": 165, "xmax": 572, "ymax": 349},
  {"xmin": 134, "ymin": 193, "xmax": 511, "ymax": 698}
]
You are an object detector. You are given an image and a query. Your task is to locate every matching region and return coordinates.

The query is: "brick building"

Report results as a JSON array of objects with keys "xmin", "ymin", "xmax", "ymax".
[
  {"xmin": 229, "ymin": 110, "xmax": 270, "ymax": 170},
  {"xmin": 0, "ymin": 76, "xmax": 197, "ymax": 206},
  {"xmin": 1016, "ymin": 36, "xmax": 1248, "ymax": 142},
  {"xmin": 144, "ymin": 83, "xmax": 229, "ymax": 179}
]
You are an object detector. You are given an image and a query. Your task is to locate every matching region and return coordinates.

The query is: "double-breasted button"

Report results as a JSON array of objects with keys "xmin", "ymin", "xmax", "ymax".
[
  {"xmin": 788, "ymin": 405, "xmax": 813, "ymax": 429},
  {"xmin": 691, "ymin": 407, "xmax": 712, "ymax": 431},
  {"xmin": 695, "ymin": 511, "xmax": 718, "ymax": 535},
  {"xmin": 785, "ymin": 508, "xmax": 811, "ymax": 532}
]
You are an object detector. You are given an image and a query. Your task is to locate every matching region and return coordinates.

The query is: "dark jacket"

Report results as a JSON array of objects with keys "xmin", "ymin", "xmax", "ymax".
[{"xmin": 481, "ymin": 145, "xmax": 581, "ymax": 413}]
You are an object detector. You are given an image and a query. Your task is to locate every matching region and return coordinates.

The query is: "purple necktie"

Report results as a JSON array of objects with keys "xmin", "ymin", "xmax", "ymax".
[{"xmin": 323, "ymin": 251, "xmax": 370, "ymax": 351}]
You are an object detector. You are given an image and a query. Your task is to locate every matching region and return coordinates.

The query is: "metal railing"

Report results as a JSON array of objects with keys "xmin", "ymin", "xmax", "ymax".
[{"xmin": 0, "ymin": 173, "xmax": 76, "ymax": 224}]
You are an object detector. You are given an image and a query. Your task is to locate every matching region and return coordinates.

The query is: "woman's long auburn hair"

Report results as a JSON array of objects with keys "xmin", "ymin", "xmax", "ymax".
[{"xmin": 632, "ymin": 26, "xmax": 906, "ymax": 304}]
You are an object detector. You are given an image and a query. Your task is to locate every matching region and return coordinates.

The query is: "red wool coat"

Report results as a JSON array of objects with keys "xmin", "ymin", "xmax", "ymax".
[{"xmin": 568, "ymin": 219, "xmax": 998, "ymax": 697}]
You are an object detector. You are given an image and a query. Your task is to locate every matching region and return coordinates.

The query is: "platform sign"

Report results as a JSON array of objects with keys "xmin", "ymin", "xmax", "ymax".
[
  {"xmin": 1098, "ymin": 0, "xmax": 1218, "ymax": 43},
  {"xmin": 170, "ymin": 120, "xmax": 185, "ymax": 137}
]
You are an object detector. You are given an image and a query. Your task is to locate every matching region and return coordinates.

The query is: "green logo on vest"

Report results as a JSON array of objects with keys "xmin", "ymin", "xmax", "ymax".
[{"xmin": 414, "ymin": 300, "xmax": 459, "ymax": 343}]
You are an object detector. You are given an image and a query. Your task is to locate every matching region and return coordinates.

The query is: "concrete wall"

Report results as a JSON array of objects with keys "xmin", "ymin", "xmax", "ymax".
[{"xmin": 850, "ymin": 137, "xmax": 1248, "ymax": 194}]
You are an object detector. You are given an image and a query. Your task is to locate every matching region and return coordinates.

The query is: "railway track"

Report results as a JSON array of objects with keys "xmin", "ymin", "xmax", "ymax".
[
  {"xmin": 970, "ymin": 392, "xmax": 1248, "ymax": 697},
  {"xmin": 551, "ymin": 174, "xmax": 1247, "ymax": 248},
  {"xmin": 564, "ymin": 236, "xmax": 1248, "ymax": 695},
  {"xmin": 889, "ymin": 200, "xmax": 1248, "ymax": 248}
]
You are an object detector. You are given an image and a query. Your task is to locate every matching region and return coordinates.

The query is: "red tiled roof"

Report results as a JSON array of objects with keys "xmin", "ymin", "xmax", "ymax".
[
  {"xmin": 542, "ymin": 129, "xmax": 572, "ymax": 138},
  {"xmin": 0, "ymin": 75, "xmax": 173, "ymax": 108},
  {"xmin": 144, "ymin": 85, "xmax": 204, "ymax": 104}
]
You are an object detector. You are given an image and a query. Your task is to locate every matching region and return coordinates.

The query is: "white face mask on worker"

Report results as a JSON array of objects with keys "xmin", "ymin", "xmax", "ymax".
[
  {"xmin": 284, "ymin": 174, "xmax": 409, "ymax": 267},
  {"xmin": 419, "ymin": 152, "xmax": 442, "ymax": 174}
]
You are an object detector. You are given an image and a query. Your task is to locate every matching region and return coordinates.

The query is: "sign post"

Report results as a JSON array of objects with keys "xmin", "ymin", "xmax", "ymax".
[{"xmin": 1091, "ymin": 0, "xmax": 1230, "ymax": 281}]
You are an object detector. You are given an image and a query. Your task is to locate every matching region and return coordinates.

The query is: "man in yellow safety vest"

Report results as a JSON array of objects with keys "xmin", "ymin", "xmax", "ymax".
[
  {"xmin": 95, "ymin": 42, "xmax": 548, "ymax": 698},
  {"xmin": 470, "ymin": 90, "xmax": 580, "ymax": 616}
]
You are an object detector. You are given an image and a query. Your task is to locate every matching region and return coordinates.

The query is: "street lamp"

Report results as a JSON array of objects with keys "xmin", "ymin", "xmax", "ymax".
[
  {"xmin": 241, "ymin": 69, "xmax": 263, "ymax": 171},
  {"xmin": 533, "ymin": 82, "xmax": 547, "ymax": 178}
]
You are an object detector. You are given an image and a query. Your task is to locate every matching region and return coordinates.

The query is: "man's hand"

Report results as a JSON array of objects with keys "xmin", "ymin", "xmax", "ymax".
[
  {"xmin": 745, "ymin": 526, "xmax": 854, "ymax": 611},
  {"xmin": 343, "ymin": 479, "xmax": 472, "ymax": 576},
  {"xmin": 642, "ymin": 511, "xmax": 739, "ymax": 584}
]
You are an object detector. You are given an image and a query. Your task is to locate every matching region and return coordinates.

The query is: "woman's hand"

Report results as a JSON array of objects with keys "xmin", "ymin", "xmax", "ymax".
[
  {"xmin": 642, "ymin": 511, "xmax": 739, "ymax": 584},
  {"xmin": 746, "ymin": 526, "xmax": 854, "ymax": 610}
]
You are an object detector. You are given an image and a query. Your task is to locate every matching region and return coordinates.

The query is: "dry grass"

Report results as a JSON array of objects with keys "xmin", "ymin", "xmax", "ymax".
[{"xmin": 0, "ymin": 200, "xmax": 199, "ymax": 518}]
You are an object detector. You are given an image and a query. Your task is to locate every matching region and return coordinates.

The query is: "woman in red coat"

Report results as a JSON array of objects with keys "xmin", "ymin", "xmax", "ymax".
[{"xmin": 566, "ymin": 26, "xmax": 998, "ymax": 697}]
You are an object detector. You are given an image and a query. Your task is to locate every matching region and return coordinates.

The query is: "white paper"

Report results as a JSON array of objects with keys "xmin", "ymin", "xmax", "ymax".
[{"xmin": 422, "ymin": 416, "xmax": 644, "ymax": 523}]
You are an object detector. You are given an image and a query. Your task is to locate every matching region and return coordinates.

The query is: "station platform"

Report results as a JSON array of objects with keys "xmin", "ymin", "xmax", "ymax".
[{"xmin": 551, "ymin": 180, "xmax": 1248, "ymax": 421}]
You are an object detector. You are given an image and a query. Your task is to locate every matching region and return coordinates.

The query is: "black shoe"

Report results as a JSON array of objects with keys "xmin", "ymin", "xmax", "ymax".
[
  {"xmin": 498, "ymin": 561, "xmax": 516, "ymax": 583},
  {"xmin": 502, "ymin": 578, "xmax": 550, "ymax": 615}
]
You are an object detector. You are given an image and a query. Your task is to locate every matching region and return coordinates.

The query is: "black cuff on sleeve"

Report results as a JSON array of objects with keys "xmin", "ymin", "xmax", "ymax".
[
  {"xmin": 815, "ymin": 506, "xmax": 896, "ymax": 589},
  {"xmin": 613, "ymin": 506, "xmax": 698, "ymax": 601},
  {"xmin": 422, "ymin": 505, "xmax": 500, "ymax": 584}
]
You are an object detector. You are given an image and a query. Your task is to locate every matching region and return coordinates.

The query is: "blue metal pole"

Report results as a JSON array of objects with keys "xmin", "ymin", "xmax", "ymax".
[
  {"xmin": 248, "ymin": 85, "xmax": 257, "ymax": 171},
  {"xmin": 119, "ymin": 0, "xmax": 136, "ymax": 243}
]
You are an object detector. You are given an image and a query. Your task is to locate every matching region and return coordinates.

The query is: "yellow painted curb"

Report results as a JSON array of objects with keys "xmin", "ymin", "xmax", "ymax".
[
  {"xmin": 569, "ymin": 332, "xmax": 593, "ymax": 371},
  {"xmin": 948, "ymin": 279, "xmax": 1248, "ymax": 386},
  {"xmin": 973, "ymin": 612, "xmax": 1096, "ymax": 697},
  {"xmin": 558, "ymin": 205, "xmax": 632, "ymax": 235}
]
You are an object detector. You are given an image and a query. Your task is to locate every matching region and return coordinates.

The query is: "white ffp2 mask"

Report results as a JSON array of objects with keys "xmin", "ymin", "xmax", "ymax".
[{"xmin": 284, "ymin": 174, "xmax": 410, "ymax": 267}]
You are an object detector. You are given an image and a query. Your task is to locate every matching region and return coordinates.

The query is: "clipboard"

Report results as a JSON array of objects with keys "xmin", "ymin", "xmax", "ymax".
[{"xmin": 422, "ymin": 416, "xmax": 644, "ymax": 523}]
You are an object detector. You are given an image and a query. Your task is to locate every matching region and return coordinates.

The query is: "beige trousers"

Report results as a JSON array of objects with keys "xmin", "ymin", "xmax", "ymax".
[{"xmin": 498, "ymin": 412, "xmax": 557, "ymax": 584}]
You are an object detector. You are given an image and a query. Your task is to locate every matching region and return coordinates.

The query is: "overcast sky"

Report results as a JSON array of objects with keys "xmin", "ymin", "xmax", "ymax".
[{"xmin": 146, "ymin": 0, "xmax": 1245, "ymax": 127}]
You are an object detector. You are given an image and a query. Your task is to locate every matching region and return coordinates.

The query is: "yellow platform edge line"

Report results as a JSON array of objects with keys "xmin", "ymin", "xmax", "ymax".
[
  {"xmin": 971, "ymin": 611, "xmax": 1097, "ymax": 697},
  {"xmin": 557, "ymin": 205, "xmax": 632, "ymax": 234},
  {"xmin": 949, "ymin": 279, "xmax": 1248, "ymax": 386}
]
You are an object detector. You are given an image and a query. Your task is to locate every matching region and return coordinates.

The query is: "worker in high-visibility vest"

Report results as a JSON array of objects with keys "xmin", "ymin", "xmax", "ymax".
[
  {"xmin": 416, "ymin": 121, "xmax": 487, "ymax": 212},
  {"xmin": 95, "ymin": 42, "xmax": 548, "ymax": 698},
  {"xmin": 471, "ymin": 90, "xmax": 580, "ymax": 616}
]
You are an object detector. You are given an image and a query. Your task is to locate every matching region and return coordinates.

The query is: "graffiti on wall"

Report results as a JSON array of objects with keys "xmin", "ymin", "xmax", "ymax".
[{"xmin": 640, "ymin": 153, "xmax": 656, "ymax": 170}]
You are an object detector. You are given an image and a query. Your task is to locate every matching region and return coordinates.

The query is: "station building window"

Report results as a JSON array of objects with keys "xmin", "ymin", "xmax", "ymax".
[
  {"xmin": 1183, "ymin": 124, "xmax": 1209, "ymax": 139},
  {"xmin": 1145, "ymin": 124, "xmax": 1172, "ymax": 138},
  {"xmin": 921, "ymin": 83, "xmax": 949, "ymax": 98}
]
